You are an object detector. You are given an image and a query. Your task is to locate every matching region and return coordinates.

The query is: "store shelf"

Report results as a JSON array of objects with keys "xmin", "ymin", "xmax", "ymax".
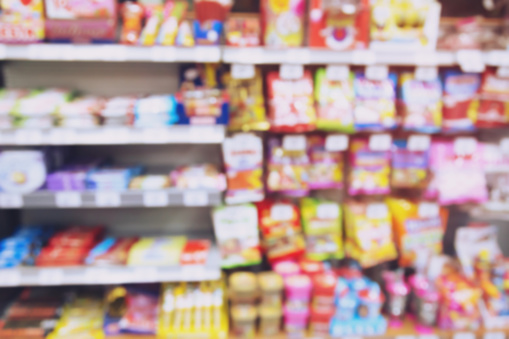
[
  {"xmin": 0, "ymin": 125, "xmax": 225, "ymax": 145},
  {"xmin": 0, "ymin": 44, "xmax": 222, "ymax": 62},
  {"xmin": 0, "ymin": 189, "xmax": 222, "ymax": 209},
  {"xmin": 0, "ymin": 247, "xmax": 221, "ymax": 286}
]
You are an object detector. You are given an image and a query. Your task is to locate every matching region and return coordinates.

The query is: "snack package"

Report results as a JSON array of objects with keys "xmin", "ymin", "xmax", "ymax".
[
  {"xmin": 0, "ymin": 150, "xmax": 47, "ymax": 194},
  {"xmin": 267, "ymin": 71, "xmax": 316, "ymax": 132},
  {"xmin": 0, "ymin": 0, "xmax": 45, "ymax": 42},
  {"xmin": 257, "ymin": 199, "xmax": 306, "ymax": 263},
  {"xmin": 180, "ymin": 239, "xmax": 210, "ymax": 265},
  {"xmin": 300, "ymin": 198, "xmax": 344, "ymax": 261},
  {"xmin": 391, "ymin": 139, "xmax": 429, "ymax": 190},
  {"xmin": 119, "ymin": 287, "xmax": 159, "ymax": 334},
  {"xmin": 386, "ymin": 198, "xmax": 447, "ymax": 267},
  {"xmin": 0, "ymin": 89, "xmax": 30, "ymax": 128},
  {"xmin": 261, "ymin": 0, "xmax": 305, "ymax": 47},
  {"xmin": 139, "ymin": 5, "xmax": 164, "ymax": 46},
  {"xmin": 344, "ymin": 201, "xmax": 397, "ymax": 267},
  {"xmin": 226, "ymin": 69, "xmax": 269, "ymax": 131},
  {"xmin": 307, "ymin": 135, "xmax": 344, "ymax": 190},
  {"xmin": 267, "ymin": 136, "xmax": 310, "ymax": 196},
  {"xmin": 348, "ymin": 138, "xmax": 391, "ymax": 196},
  {"xmin": 134, "ymin": 94, "xmax": 177, "ymax": 127},
  {"xmin": 170, "ymin": 164, "xmax": 227, "ymax": 191},
  {"xmin": 314, "ymin": 68, "xmax": 355, "ymax": 132},
  {"xmin": 126, "ymin": 236, "xmax": 186, "ymax": 266},
  {"xmin": 86, "ymin": 237, "xmax": 139, "ymax": 266},
  {"xmin": 212, "ymin": 204, "xmax": 262, "ymax": 268},
  {"xmin": 398, "ymin": 73, "xmax": 442, "ymax": 133},
  {"xmin": 477, "ymin": 70, "xmax": 509, "ymax": 128},
  {"xmin": 120, "ymin": 1, "xmax": 144, "ymax": 44},
  {"xmin": 223, "ymin": 133, "xmax": 264, "ymax": 204},
  {"xmin": 225, "ymin": 17, "xmax": 261, "ymax": 46},
  {"xmin": 157, "ymin": 1, "xmax": 187, "ymax": 45},
  {"xmin": 442, "ymin": 71, "xmax": 481, "ymax": 132},
  {"xmin": 354, "ymin": 73, "xmax": 397, "ymax": 131}
]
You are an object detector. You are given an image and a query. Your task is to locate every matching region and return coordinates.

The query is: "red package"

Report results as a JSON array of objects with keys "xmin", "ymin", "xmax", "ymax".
[
  {"xmin": 91, "ymin": 238, "xmax": 139, "ymax": 266},
  {"xmin": 120, "ymin": 2, "xmax": 144, "ymax": 44},
  {"xmin": 180, "ymin": 240, "xmax": 211, "ymax": 265},
  {"xmin": 121, "ymin": 288, "xmax": 158, "ymax": 334},
  {"xmin": 476, "ymin": 70, "xmax": 509, "ymax": 128},
  {"xmin": 267, "ymin": 71, "xmax": 316, "ymax": 132},
  {"xmin": 257, "ymin": 199, "xmax": 306, "ymax": 262},
  {"xmin": 49, "ymin": 226, "xmax": 103, "ymax": 248},
  {"xmin": 309, "ymin": 308, "xmax": 335, "ymax": 336},
  {"xmin": 442, "ymin": 71, "xmax": 481, "ymax": 132},
  {"xmin": 299, "ymin": 259, "xmax": 325, "ymax": 277}
]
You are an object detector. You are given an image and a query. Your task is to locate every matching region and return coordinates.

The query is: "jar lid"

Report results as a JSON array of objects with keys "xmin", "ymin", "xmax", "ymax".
[
  {"xmin": 258, "ymin": 271, "xmax": 283, "ymax": 292},
  {"xmin": 229, "ymin": 272, "xmax": 257, "ymax": 293}
]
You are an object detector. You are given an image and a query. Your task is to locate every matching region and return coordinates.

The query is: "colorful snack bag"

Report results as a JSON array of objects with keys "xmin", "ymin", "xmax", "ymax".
[
  {"xmin": 476, "ymin": 70, "xmax": 509, "ymax": 128},
  {"xmin": 225, "ymin": 17, "xmax": 261, "ymax": 46},
  {"xmin": 399, "ymin": 73, "xmax": 442, "ymax": 133},
  {"xmin": 442, "ymin": 71, "xmax": 480, "ymax": 131},
  {"xmin": 386, "ymin": 198, "xmax": 447, "ymax": 267},
  {"xmin": 354, "ymin": 73, "xmax": 397, "ymax": 131},
  {"xmin": 212, "ymin": 204, "xmax": 263, "ymax": 268},
  {"xmin": 314, "ymin": 68, "xmax": 355, "ymax": 132},
  {"xmin": 307, "ymin": 135, "xmax": 345, "ymax": 190},
  {"xmin": 120, "ymin": 2, "xmax": 144, "ymax": 44},
  {"xmin": 222, "ymin": 133, "xmax": 264, "ymax": 204},
  {"xmin": 226, "ymin": 69, "xmax": 269, "ymax": 131},
  {"xmin": 267, "ymin": 136, "xmax": 310, "ymax": 196},
  {"xmin": 157, "ymin": 1, "xmax": 188, "ymax": 46},
  {"xmin": 391, "ymin": 139, "xmax": 430, "ymax": 190},
  {"xmin": 344, "ymin": 200, "xmax": 397, "ymax": 267},
  {"xmin": 300, "ymin": 198, "xmax": 344, "ymax": 261},
  {"xmin": 257, "ymin": 199, "xmax": 306, "ymax": 263},
  {"xmin": 348, "ymin": 137, "xmax": 391, "ymax": 196},
  {"xmin": 267, "ymin": 71, "xmax": 316, "ymax": 133},
  {"xmin": 139, "ymin": 5, "xmax": 164, "ymax": 46},
  {"xmin": 261, "ymin": 0, "xmax": 305, "ymax": 47}
]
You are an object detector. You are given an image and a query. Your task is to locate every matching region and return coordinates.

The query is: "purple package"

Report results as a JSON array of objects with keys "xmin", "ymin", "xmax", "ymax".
[{"xmin": 46, "ymin": 169, "xmax": 88, "ymax": 191}]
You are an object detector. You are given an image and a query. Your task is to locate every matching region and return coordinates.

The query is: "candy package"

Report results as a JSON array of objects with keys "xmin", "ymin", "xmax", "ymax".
[
  {"xmin": 119, "ymin": 287, "xmax": 159, "ymax": 334},
  {"xmin": 257, "ymin": 199, "xmax": 306, "ymax": 263},
  {"xmin": 134, "ymin": 94, "xmax": 177, "ymax": 127},
  {"xmin": 477, "ymin": 70, "xmax": 509, "ymax": 128},
  {"xmin": 386, "ymin": 198, "xmax": 447, "ymax": 267},
  {"xmin": 354, "ymin": 73, "xmax": 397, "ymax": 131},
  {"xmin": 126, "ymin": 236, "xmax": 186, "ymax": 266},
  {"xmin": 348, "ymin": 138, "xmax": 391, "ymax": 196},
  {"xmin": 157, "ymin": 1, "xmax": 188, "ymax": 45},
  {"xmin": 170, "ymin": 164, "xmax": 227, "ymax": 191},
  {"xmin": 212, "ymin": 204, "xmax": 262, "ymax": 268},
  {"xmin": 314, "ymin": 68, "xmax": 355, "ymax": 132},
  {"xmin": 261, "ymin": 0, "xmax": 305, "ymax": 47},
  {"xmin": 120, "ymin": 2, "xmax": 144, "ymax": 44},
  {"xmin": 225, "ymin": 17, "xmax": 261, "ymax": 46},
  {"xmin": 267, "ymin": 71, "xmax": 316, "ymax": 132},
  {"xmin": 300, "ymin": 198, "xmax": 344, "ymax": 261},
  {"xmin": 344, "ymin": 201, "xmax": 397, "ymax": 267},
  {"xmin": 391, "ymin": 139, "xmax": 430, "ymax": 190},
  {"xmin": 307, "ymin": 135, "xmax": 345, "ymax": 190},
  {"xmin": 442, "ymin": 71, "xmax": 480, "ymax": 132},
  {"xmin": 398, "ymin": 73, "xmax": 442, "ymax": 133},
  {"xmin": 56, "ymin": 96, "xmax": 104, "ymax": 128},
  {"xmin": 223, "ymin": 133, "xmax": 264, "ymax": 204}
]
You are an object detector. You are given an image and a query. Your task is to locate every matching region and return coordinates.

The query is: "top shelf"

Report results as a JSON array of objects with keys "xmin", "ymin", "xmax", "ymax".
[{"xmin": 2, "ymin": 44, "xmax": 509, "ymax": 66}]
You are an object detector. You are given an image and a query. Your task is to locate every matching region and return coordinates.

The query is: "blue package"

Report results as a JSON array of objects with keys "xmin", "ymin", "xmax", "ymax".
[
  {"xmin": 192, "ymin": 20, "xmax": 223, "ymax": 45},
  {"xmin": 330, "ymin": 315, "xmax": 387, "ymax": 337},
  {"xmin": 86, "ymin": 237, "xmax": 116, "ymax": 265},
  {"xmin": 134, "ymin": 95, "xmax": 177, "ymax": 127}
]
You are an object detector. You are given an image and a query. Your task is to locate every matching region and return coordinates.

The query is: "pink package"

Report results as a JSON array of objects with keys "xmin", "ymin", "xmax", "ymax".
[
  {"xmin": 273, "ymin": 260, "xmax": 301, "ymax": 279},
  {"xmin": 307, "ymin": 135, "xmax": 344, "ymax": 190},
  {"xmin": 285, "ymin": 274, "xmax": 312, "ymax": 301},
  {"xmin": 427, "ymin": 139, "xmax": 487, "ymax": 205},
  {"xmin": 284, "ymin": 305, "xmax": 310, "ymax": 334}
]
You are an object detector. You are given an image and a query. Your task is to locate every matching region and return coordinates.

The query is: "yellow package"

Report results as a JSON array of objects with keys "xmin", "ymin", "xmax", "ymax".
[
  {"xmin": 344, "ymin": 200, "xmax": 397, "ymax": 267},
  {"xmin": 386, "ymin": 197, "xmax": 447, "ymax": 267},
  {"xmin": 127, "ymin": 236, "xmax": 187, "ymax": 266}
]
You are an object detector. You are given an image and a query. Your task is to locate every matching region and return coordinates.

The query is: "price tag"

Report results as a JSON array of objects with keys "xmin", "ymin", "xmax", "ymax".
[
  {"xmin": 49, "ymin": 129, "xmax": 77, "ymax": 145},
  {"xmin": 418, "ymin": 202, "xmax": 439, "ymax": 218},
  {"xmin": 414, "ymin": 52, "xmax": 439, "ymax": 66},
  {"xmin": 352, "ymin": 50, "xmax": 377, "ymax": 65},
  {"xmin": 134, "ymin": 266, "xmax": 158, "ymax": 282},
  {"xmin": 231, "ymin": 64, "xmax": 255, "ymax": 80},
  {"xmin": 317, "ymin": 203, "xmax": 339, "ymax": 219},
  {"xmin": 326, "ymin": 65, "xmax": 350, "ymax": 81},
  {"xmin": 457, "ymin": 50, "xmax": 485, "ymax": 73},
  {"xmin": 367, "ymin": 203, "xmax": 388, "ymax": 219},
  {"xmin": 271, "ymin": 204, "xmax": 293, "ymax": 221},
  {"xmin": 408, "ymin": 135, "xmax": 431, "ymax": 151},
  {"xmin": 150, "ymin": 46, "xmax": 177, "ymax": 61},
  {"xmin": 0, "ymin": 194, "xmax": 23, "ymax": 208},
  {"xmin": 419, "ymin": 335, "xmax": 439, "ymax": 339},
  {"xmin": 143, "ymin": 191, "xmax": 169, "ymax": 207},
  {"xmin": 365, "ymin": 65, "xmax": 389, "ymax": 80},
  {"xmin": 38, "ymin": 268, "xmax": 64, "ymax": 285},
  {"xmin": 183, "ymin": 191, "xmax": 208, "ymax": 206},
  {"xmin": 100, "ymin": 45, "xmax": 128, "ymax": 61},
  {"xmin": 141, "ymin": 128, "xmax": 170, "ymax": 144},
  {"xmin": 500, "ymin": 138, "xmax": 509, "ymax": 154},
  {"xmin": 279, "ymin": 64, "xmax": 304, "ymax": 80},
  {"xmin": 453, "ymin": 333, "xmax": 476, "ymax": 339},
  {"xmin": 15, "ymin": 129, "xmax": 43, "ymax": 145},
  {"xmin": 415, "ymin": 66, "xmax": 438, "ymax": 81},
  {"xmin": 0, "ymin": 44, "xmax": 7, "ymax": 60},
  {"xmin": 286, "ymin": 49, "xmax": 311, "ymax": 64},
  {"xmin": 0, "ymin": 269, "xmax": 21, "ymax": 286},
  {"xmin": 325, "ymin": 134, "xmax": 349, "ymax": 152},
  {"xmin": 103, "ymin": 127, "xmax": 130, "ymax": 144},
  {"xmin": 369, "ymin": 134, "xmax": 392, "ymax": 151},
  {"xmin": 454, "ymin": 137, "xmax": 477, "ymax": 156},
  {"xmin": 182, "ymin": 265, "xmax": 206, "ymax": 280},
  {"xmin": 497, "ymin": 67, "xmax": 509, "ymax": 78},
  {"xmin": 55, "ymin": 192, "xmax": 82, "ymax": 208},
  {"xmin": 95, "ymin": 191, "xmax": 121, "ymax": 207},
  {"xmin": 397, "ymin": 336, "xmax": 417, "ymax": 339},
  {"xmin": 484, "ymin": 332, "xmax": 505, "ymax": 339},
  {"xmin": 283, "ymin": 135, "xmax": 306, "ymax": 151}
]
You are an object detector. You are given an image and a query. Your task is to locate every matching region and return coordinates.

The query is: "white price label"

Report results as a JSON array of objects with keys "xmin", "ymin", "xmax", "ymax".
[
  {"xmin": 15, "ymin": 129, "xmax": 43, "ymax": 145},
  {"xmin": 497, "ymin": 67, "xmax": 509, "ymax": 78},
  {"xmin": 231, "ymin": 64, "xmax": 255, "ymax": 80},
  {"xmin": 352, "ymin": 50, "xmax": 377, "ymax": 65},
  {"xmin": 103, "ymin": 127, "xmax": 130, "ymax": 144},
  {"xmin": 484, "ymin": 332, "xmax": 505, "ymax": 339},
  {"xmin": 325, "ymin": 134, "xmax": 349, "ymax": 152},
  {"xmin": 142, "ymin": 128, "xmax": 170, "ymax": 144},
  {"xmin": 84, "ymin": 267, "xmax": 110, "ymax": 283},
  {"xmin": 454, "ymin": 137, "xmax": 477, "ymax": 156},
  {"xmin": 0, "ymin": 194, "xmax": 23, "ymax": 208},
  {"xmin": 500, "ymin": 138, "xmax": 509, "ymax": 154},
  {"xmin": 38, "ymin": 268, "xmax": 64, "ymax": 285},
  {"xmin": 365, "ymin": 65, "xmax": 389, "ymax": 80},
  {"xmin": 414, "ymin": 53, "xmax": 439, "ymax": 66},
  {"xmin": 134, "ymin": 266, "xmax": 158, "ymax": 282},
  {"xmin": 408, "ymin": 135, "xmax": 431, "ymax": 151},
  {"xmin": 285, "ymin": 49, "xmax": 311, "ymax": 64},
  {"xmin": 0, "ymin": 269, "xmax": 21, "ymax": 286},
  {"xmin": 367, "ymin": 203, "xmax": 388, "ymax": 219},
  {"xmin": 279, "ymin": 64, "xmax": 304, "ymax": 80},
  {"xmin": 49, "ymin": 129, "xmax": 77, "ymax": 144},
  {"xmin": 419, "ymin": 335, "xmax": 439, "ymax": 339},
  {"xmin": 418, "ymin": 202, "xmax": 439, "ymax": 218},
  {"xmin": 55, "ymin": 192, "xmax": 82, "ymax": 208},
  {"xmin": 457, "ymin": 50, "xmax": 485, "ymax": 73},
  {"xmin": 369, "ymin": 134, "xmax": 392, "ymax": 151},
  {"xmin": 415, "ymin": 66, "xmax": 438, "ymax": 81},
  {"xmin": 182, "ymin": 265, "xmax": 206, "ymax": 279},
  {"xmin": 100, "ymin": 45, "xmax": 128, "ymax": 61},
  {"xmin": 183, "ymin": 191, "xmax": 208, "ymax": 206},
  {"xmin": 453, "ymin": 333, "xmax": 476, "ymax": 339},
  {"xmin": 326, "ymin": 65, "xmax": 350, "ymax": 81},
  {"xmin": 397, "ymin": 336, "xmax": 417, "ymax": 339},
  {"xmin": 95, "ymin": 191, "xmax": 121, "ymax": 207},
  {"xmin": 143, "ymin": 191, "xmax": 169, "ymax": 207},
  {"xmin": 283, "ymin": 135, "xmax": 306, "ymax": 151},
  {"xmin": 150, "ymin": 46, "xmax": 177, "ymax": 61},
  {"xmin": 271, "ymin": 204, "xmax": 293, "ymax": 221},
  {"xmin": 317, "ymin": 203, "xmax": 339, "ymax": 219}
]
